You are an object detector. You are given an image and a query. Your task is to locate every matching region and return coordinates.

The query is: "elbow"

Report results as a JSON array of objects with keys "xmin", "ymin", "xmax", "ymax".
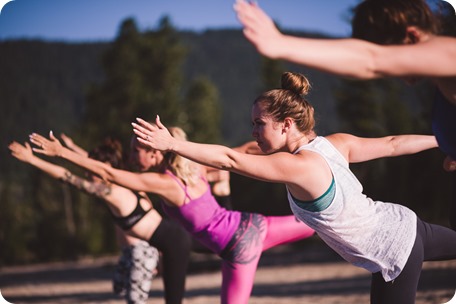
[{"xmin": 388, "ymin": 136, "xmax": 400, "ymax": 156}]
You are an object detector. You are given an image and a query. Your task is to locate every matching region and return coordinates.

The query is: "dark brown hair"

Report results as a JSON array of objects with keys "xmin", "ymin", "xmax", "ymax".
[
  {"xmin": 352, "ymin": 0, "xmax": 440, "ymax": 45},
  {"xmin": 88, "ymin": 137, "xmax": 124, "ymax": 169}
]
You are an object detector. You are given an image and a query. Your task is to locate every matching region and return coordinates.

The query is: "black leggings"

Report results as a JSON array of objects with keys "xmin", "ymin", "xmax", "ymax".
[
  {"xmin": 450, "ymin": 172, "xmax": 456, "ymax": 231},
  {"xmin": 371, "ymin": 218, "xmax": 456, "ymax": 304},
  {"xmin": 149, "ymin": 218, "xmax": 192, "ymax": 304}
]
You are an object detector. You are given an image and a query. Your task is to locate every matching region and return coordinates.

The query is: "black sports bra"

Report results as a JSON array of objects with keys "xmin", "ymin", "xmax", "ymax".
[{"xmin": 111, "ymin": 192, "xmax": 152, "ymax": 230}]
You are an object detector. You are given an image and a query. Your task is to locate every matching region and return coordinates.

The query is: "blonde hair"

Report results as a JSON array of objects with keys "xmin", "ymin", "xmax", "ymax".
[
  {"xmin": 254, "ymin": 72, "xmax": 315, "ymax": 134},
  {"xmin": 164, "ymin": 126, "xmax": 200, "ymax": 186}
]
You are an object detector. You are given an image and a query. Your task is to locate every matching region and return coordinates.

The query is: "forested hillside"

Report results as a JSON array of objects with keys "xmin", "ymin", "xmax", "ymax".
[{"xmin": 0, "ymin": 19, "xmax": 449, "ymax": 265}]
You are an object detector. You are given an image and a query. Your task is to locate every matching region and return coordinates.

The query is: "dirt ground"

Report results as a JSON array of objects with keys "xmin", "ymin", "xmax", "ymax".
[{"xmin": 1, "ymin": 242, "xmax": 456, "ymax": 304}]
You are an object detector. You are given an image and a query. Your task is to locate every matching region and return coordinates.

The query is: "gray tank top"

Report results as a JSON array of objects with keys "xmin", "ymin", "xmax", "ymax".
[{"xmin": 287, "ymin": 136, "xmax": 416, "ymax": 281}]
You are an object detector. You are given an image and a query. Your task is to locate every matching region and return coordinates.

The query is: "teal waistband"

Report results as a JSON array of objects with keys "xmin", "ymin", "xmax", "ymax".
[{"xmin": 292, "ymin": 177, "xmax": 335, "ymax": 212}]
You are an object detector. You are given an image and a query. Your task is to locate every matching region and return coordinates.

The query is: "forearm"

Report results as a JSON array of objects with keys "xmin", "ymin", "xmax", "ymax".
[
  {"xmin": 172, "ymin": 139, "xmax": 237, "ymax": 171},
  {"xmin": 68, "ymin": 144, "xmax": 88, "ymax": 157},
  {"xmin": 390, "ymin": 135, "xmax": 438, "ymax": 156},
  {"xmin": 276, "ymin": 36, "xmax": 378, "ymax": 79},
  {"xmin": 59, "ymin": 147, "xmax": 112, "ymax": 180},
  {"xmin": 28, "ymin": 155, "xmax": 69, "ymax": 180}
]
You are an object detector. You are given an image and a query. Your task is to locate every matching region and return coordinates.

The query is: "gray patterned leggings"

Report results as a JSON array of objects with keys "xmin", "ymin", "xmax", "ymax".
[{"xmin": 113, "ymin": 240, "xmax": 159, "ymax": 304}]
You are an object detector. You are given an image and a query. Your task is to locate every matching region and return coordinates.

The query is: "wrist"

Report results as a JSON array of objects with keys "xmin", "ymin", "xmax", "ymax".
[
  {"xmin": 58, "ymin": 147, "xmax": 67, "ymax": 158},
  {"xmin": 169, "ymin": 138, "xmax": 178, "ymax": 152}
]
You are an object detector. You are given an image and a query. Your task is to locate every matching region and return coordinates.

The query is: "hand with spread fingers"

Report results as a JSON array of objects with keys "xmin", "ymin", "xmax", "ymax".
[
  {"xmin": 29, "ymin": 131, "xmax": 64, "ymax": 157},
  {"xmin": 8, "ymin": 141, "xmax": 34, "ymax": 163},
  {"xmin": 132, "ymin": 116, "xmax": 175, "ymax": 152},
  {"xmin": 234, "ymin": 0, "xmax": 283, "ymax": 59}
]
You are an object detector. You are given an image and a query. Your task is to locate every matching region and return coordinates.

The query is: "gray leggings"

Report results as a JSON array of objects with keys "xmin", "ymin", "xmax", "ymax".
[
  {"xmin": 371, "ymin": 218, "xmax": 456, "ymax": 304},
  {"xmin": 113, "ymin": 240, "xmax": 159, "ymax": 304}
]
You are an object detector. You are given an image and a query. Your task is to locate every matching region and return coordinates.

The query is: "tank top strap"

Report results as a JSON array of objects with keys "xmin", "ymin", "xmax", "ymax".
[{"xmin": 165, "ymin": 170, "xmax": 193, "ymax": 200}]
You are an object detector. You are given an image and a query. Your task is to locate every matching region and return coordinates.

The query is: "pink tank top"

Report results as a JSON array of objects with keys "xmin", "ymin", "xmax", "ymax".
[{"xmin": 162, "ymin": 170, "xmax": 241, "ymax": 254}]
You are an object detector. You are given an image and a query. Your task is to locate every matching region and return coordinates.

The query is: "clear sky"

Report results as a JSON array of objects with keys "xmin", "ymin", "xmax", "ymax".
[{"xmin": 0, "ymin": 0, "xmax": 361, "ymax": 42}]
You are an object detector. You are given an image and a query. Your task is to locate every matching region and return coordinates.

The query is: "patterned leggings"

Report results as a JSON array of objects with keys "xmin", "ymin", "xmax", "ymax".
[
  {"xmin": 219, "ymin": 213, "xmax": 315, "ymax": 304},
  {"xmin": 113, "ymin": 240, "xmax": 159, "ymax": 304},
  {"xmin": 113, "ymin": 218, "xmax": 191, "ymax": 304}
]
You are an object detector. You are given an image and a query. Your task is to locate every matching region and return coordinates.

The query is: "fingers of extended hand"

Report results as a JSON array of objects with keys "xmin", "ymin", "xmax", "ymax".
[
  {"xmin": 132, "ymin": 127, "xmax": 147, "ymax": 141},
  {"xmin": 131, "ymin": 122, "xmax": 149, "ymax": 140},
  {"xmin": 28, "ymin": 134, "xmax": 41, "ymax": 147},
  {"xmin": 8, "ymin": 141, "xmax": 19, "ymax": 152}
]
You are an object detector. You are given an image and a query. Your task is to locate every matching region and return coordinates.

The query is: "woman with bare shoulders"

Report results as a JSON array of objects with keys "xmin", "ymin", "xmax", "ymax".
[{"xmin": 132, "ymin": 72, "xmax": 456, "ymax": 304}]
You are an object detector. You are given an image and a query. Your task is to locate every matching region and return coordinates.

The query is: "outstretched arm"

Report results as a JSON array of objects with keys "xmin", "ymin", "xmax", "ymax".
[
  {"xmin": 8, "ymin": 141, "xmax": 111, "ymax": 199},
  {"xmin": 60, "ymin": 133, "xmax": 88, "ymax": 157},
  {"xmin": 132, "ymin": 116, "xmax": 305, "ymax": 185},
  {"xmin": 29, "ymin": 131, "xmax": 172, "ymax": 195},
  {"xmin": 234, "ymin": 0, "xmax": 456, "ymax": 78},
  {"xmin": 326, "ymin": 133, "xmax": 439, "ymax": 163}
]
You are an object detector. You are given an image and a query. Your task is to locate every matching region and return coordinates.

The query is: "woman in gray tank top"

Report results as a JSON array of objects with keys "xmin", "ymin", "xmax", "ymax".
[{"xmin": 133, "ymin": 72, "xmax": 456, "ymax": 304}]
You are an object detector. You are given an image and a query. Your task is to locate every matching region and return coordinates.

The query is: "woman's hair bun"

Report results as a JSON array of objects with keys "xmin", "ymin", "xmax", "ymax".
[{"xmin": 281, "ymin": 72, "xmax": 311, "ymax": 97}]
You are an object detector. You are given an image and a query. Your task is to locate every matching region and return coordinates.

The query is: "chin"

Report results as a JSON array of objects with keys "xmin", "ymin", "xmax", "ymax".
[{"xmin": 261, "ymin": 145, "xmax": 274, "ymax": 154}]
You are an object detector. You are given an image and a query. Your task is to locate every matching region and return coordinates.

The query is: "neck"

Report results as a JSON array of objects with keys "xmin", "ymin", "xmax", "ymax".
[{"xmin": 288, "ymin": 131, "xmax": 316, "ymax": 153}]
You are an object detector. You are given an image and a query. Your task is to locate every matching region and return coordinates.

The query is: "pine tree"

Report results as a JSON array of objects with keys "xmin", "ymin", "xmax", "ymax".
[
  {"xmin": 84, "ymin": 17, "xmax": 186, "ymax": 144},
  {"xmin": 181, "ymin": 76, "xmax": 221, "ymax": 144}
]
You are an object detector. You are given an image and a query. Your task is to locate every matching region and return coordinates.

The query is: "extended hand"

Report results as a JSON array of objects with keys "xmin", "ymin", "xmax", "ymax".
[
  {"xmin": 132, "ymin": 116, "xmax": 174, "ymax": 152},
  {"xmin": 234, "ymin": 0, "xmax": 283, "ymax": 58},
  {"xmin": 8, "ymin": 141, "xmax": 34, "ymax": 163},
  {"xmin": 60, "ymin": 133, "xmax": 75, "ymax": 149},
  {"xmin": 29, "ymin": 131, "xmax": 64, "ymax": 157},
  {"xmin": 444, "ymin": 156, "xmax": 456, "ymax": 172}
]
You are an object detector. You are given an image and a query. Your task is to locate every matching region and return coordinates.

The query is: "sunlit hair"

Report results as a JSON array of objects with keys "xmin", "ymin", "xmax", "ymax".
[
  {"xmin": 88, "ymin": 137, "xmax": 124, "ymax": 169},
  {"xmin": 253, "ymin": 72, "xmax": 315, "ymax": 134},
  {"xmin": 352, "ymin": 0, "xmax": 440, "ymax": 45},
  {"xmin": 164, "ymin": 126, "xmax": 200, "ymax": 186}
]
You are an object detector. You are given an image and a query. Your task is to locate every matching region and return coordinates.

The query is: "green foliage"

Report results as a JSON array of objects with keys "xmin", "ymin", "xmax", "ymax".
[
  {"xmin": 181, "ymin": 76, "xmax": 221, "ymax": 143},
  {"xmin": 84, "ymin": 17, "xmax": 186, "ymax": 144},
  {"xmin": 260, "ymin": 57, "xmax": 285, "ymax": 92}
]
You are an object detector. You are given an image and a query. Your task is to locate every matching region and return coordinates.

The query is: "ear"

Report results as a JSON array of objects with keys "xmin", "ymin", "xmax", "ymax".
[
  {"xmin": 282, "ymin": 117, "xmax": 294, "ymax": 133},
  {"xmin": 404, "ymin": 26, "xmax": 422, "ymax": 44}
]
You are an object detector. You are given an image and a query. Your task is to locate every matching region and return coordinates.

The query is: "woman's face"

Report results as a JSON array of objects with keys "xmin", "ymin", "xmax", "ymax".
[
  {"xmin": 251, "ymin": 102, "xmax": 285, "ymax": 153},
  {"xmin": 130, "ymin": 141, "xmax": 163, "ymax": 171}
]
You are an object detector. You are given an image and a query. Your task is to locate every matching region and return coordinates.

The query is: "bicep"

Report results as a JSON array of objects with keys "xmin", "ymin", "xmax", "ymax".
[
  {"xmin": 344, "ymin": 135, "xmax": 394, "ymax": 163},
  {"xmin": 230, "ymin": 152, "xmax": 299, "ymax": 184}
]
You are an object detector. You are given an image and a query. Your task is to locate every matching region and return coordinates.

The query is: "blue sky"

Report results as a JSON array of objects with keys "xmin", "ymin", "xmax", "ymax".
[{"xmin": 0, "ymin": 0, "xmax": 361, "ymax": 42}]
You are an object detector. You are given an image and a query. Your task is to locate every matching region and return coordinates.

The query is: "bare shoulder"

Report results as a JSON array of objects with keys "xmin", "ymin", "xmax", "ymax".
[{"xmin": 325, "ymin": 133, "xmax": 354, "ymax": 158}]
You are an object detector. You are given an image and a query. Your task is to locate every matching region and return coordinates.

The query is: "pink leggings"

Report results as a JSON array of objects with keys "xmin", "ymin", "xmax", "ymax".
[{"xmin": 219, "ymin": 213, "xmax": 315, "ymax": 304}]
